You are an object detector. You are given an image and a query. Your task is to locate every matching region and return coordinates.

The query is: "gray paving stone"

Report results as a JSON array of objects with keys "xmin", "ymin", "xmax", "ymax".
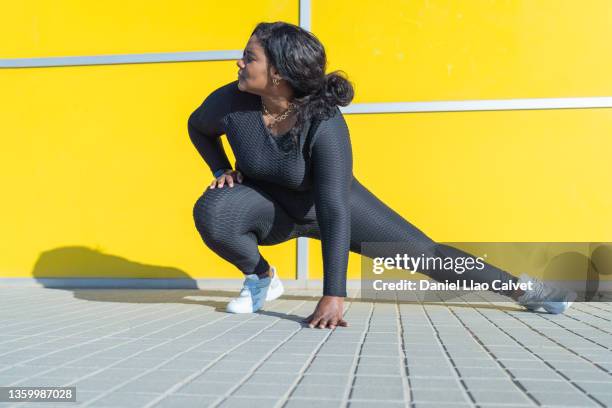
[
  {"xmin": 175, "ymin": 380, "xmax": 235, "ymax": 395},
  {"xmin": 311, "ymin": 355, "xmax": 355, "ymax": 365},
  {"xmin": 359, "ymin": 349, "xmax": 400, "ymax": 357},
  {"xmin": 187, "ymin": 371, "xmax": 240, "ymax": 383},
  {"xmin": 412, "ymin": 388, "xmax": 469, "ymax": 403},
  {"xmin": 359, "ymin": 356, "xmax": 399, "ymax": 366},
  {"xmin": 469, "ymin": 389, "xmax": 532, "ymax": 405},
  {"xmin": 206, "ymin": 360, "xmax": 256, "ymax": 372},
  {"xmin": 217, "ymin": 396, "xmax": 279, "ymax": 408},
  {"xmin": 350, "ymin": 385, "xmax": 404, "ymax": 400},
  {"xmin": 316, "ymin": 346, "xmax": 357, "ymax": 356},
  {"xmin": 590, "ymin": 392, "xmax": 612, "ymax": 406},
  {"xmin": 558, "ymin": 369, "xmax": 609, "ymax": 381},
  {"xmin": 0, "ymin": 365, "xmax": 55, "ymax": 377},
  {"xmin": 299, "ymin": 374, "xmax": 350, "ymax": 386},
  {"xmin": 349, "ymin": 401, "xmax": 405, "ymax": 407},
  {"xmin": 516, "ymin": 379, "xmax": 575, "ymax": 393},
  {"xmin": 456, "ymin": 366, "xmax": 508, "ymax": 378},
  {"xmin": 508, "ymin": 368, "xmax": 565, "ymax": 380},
  {"xmin": 247, "ymin": 372, "xmax": 300, "ymax": 384},
  {"xmin": 286, "ymin": 399, "xmax": 344, "ymax": 408},
  {"xmin": 408, "ymin": 364, "xmax": 456, "ymax": 377},
  {"xmin": 529, "ymin": 391, "xmax": 599, "ymax": 407},
  {"xmin": 409, "ymin": 377, "xmax": 461, "ymax": 389},
  {"xmin": 291, "ymin": 384, "xmax": 345, "ymax": 399},
  {"xmin": 309, "ymin": 360, "xmax": 354, "ymax": 371},
  {"xmin": 353, "ymin": 375, "xmax": 403, "ymax": 388},
  {"xmin": 355, "ymin": 363, "xmax": 402, "ymax": 376},
  {"xmin": 574, "ymin": 380, "xmax": 612, "ymax": 394},
  {"xmin": 72, "ymin": 377, "xmax": 129, "ymax": 391},
  {"xmin": 549, "ymin": 361, "xmax": 599, "ymax": 371},
  {"xmin": 93, "ymin": 367, "xmax": 147, "ymax": 379},
  {"xmin": 257, "ymin": 362, "xmax": 306, "ymax": 373},
  {"xmin": 33, "ymin": 366, "xmax": 94, "ymax": 379},
  {"xmin": 460, "ymin": 377, "xmax": 516, "ymax": 390},
  {"xmin": 136, "ymin": 369, "xmax": 197, "ymax": 383},
  {"xmin": 153, "ymin": 394, "xmax": 218, "ymax": 407},
  {"xmin": 451, "ymin": 358, "xmax": 499, "ymax": 368},
  {"xmin": 492, "ymin": 351, "xmax": 538, "ymax": 359},
  {"xmin": 499, "ymin": 359, "xmax": 549, "ymax": 369},
  {"xmin": 12, "ymin": 376, "xmax": 69, "ymax": 386},
  {"xmin": 597, "ymin": 362, "xmax": 612, "ymax": 371},
  {"xmin": 306, "ymin": 363, "xmax": 354, "ymax": 374},
  {"xmin": 88, "ymin": 392, "xmax": 164, "ymax": 407},
  {"xmin": 114, "ymin": 378, "xmax": 180, "ymax": 393},
  {"xmin": 111, "ymin": 358, "xmax": 166, "ymax": 369},
  {"xmin": 75, "ymin": 390, "xmax": 107, "ymax": 404},
  {"xmin": 232, "ymin": 382, "xmax": 293, "ymax": 397},
  {"xmin": 158, "ymin": 358, "xmax": 214, "ymax": 370},
  {"xmin": 264, "ymin": 354, "xmax": 312, "ymax": 364}
]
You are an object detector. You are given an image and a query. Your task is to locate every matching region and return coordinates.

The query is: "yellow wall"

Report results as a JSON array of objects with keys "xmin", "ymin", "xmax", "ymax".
[{"xmin": 1, "ymin": 0, "xmax": 611, "ymax": 282}]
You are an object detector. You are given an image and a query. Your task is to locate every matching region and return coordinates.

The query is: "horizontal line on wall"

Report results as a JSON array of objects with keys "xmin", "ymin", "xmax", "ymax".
[
  {"xmin": 0, "ymin": 50, "xmax": 243, "ymax": 68},
  {"xmin": 340, "ymin": 97, "xmax": 612, "ymax": 114},
  {"xmin": 2, "ymin": 52, "xmax": 612, "ymax": 112}
]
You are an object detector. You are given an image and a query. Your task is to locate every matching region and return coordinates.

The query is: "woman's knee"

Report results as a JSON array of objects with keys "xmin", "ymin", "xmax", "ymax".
[
  {"xmin": 192, "ymin": 186, "xmax": 249, "ymax": 244},
  {"xmin": 193, "ymin": 188, "xmax": 227, "ymax": 240}
]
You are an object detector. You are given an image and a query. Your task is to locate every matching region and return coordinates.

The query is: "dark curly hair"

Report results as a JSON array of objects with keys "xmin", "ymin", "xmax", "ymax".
[{"xmin": 251, "ymin": 21, "xmax": 354, "ymax": 148}]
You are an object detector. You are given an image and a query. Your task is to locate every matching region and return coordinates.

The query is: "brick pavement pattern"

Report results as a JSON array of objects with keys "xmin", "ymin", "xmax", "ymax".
[{"xmin": 0, "ymin": 287, "xmax": 611, "ymax": 407}]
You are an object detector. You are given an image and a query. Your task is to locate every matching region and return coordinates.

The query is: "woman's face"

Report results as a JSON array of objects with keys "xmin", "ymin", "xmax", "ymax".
[{"xmin": 236, "ymin": 35, "xmax": 276, "ymax": 94}]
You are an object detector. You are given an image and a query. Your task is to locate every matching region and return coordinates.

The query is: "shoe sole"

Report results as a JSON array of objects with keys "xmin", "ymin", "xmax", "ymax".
[{"xmin": 225, "ymin": 301, "xmax": 255, "ymax": 314}]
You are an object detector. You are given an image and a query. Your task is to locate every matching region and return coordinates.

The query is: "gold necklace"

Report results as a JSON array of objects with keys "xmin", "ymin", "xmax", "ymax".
[{"xmin": 262, "ymin": 100, "xmax": 296, "ymax": 130}]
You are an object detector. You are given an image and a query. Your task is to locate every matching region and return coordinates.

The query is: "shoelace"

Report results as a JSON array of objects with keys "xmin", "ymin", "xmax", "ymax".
[
  {"xmin": 239, "ymin": 279, "xmax": 257, "ymax": 297},
  {"xmin": 522, "ymin": 276, "xmax": 567, "ymax": 305},
  {"xmin": 518, "ymin": 276, "xmax": 545, "ymax": 306},
  {"xmin": 242, "ymin": 276, "xmax": 268, "ymax": 296},
  {"xmin": 527, "ymin": 276, "xmax": 546, "ymax": 301}
]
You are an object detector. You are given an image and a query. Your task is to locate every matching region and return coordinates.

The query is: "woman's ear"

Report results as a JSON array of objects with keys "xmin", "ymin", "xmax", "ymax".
[{"xmin": 268, "ymin": 65, "xmax": 282, "ymax": 81}]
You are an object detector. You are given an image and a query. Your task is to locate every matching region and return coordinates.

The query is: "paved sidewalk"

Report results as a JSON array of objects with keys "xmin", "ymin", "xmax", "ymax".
[{"xmin": 0, "ymin": 286, "xmax": 611, "ymax": 408}]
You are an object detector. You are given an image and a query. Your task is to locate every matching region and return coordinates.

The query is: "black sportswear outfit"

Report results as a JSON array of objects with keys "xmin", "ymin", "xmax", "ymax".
[{"xmin": 189, "ymin": 80, "xmax": 518, "ymax": 297}]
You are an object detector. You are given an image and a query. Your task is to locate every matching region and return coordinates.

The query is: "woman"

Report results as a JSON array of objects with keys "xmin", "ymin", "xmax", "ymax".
[{"xmin": 189, "ymin": 21, "xmax": 576, "ymax": 329}]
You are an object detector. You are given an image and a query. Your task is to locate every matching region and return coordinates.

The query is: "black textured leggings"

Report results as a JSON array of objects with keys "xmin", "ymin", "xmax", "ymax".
[{"xmin": 192, "ymin": 177, "xmax": 519, "ymax": 298}]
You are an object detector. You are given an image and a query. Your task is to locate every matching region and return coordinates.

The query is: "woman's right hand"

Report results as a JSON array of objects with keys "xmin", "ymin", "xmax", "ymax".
[{"xmin": 209, "ymin": 170, "xmax": 243, "ymax": 189}]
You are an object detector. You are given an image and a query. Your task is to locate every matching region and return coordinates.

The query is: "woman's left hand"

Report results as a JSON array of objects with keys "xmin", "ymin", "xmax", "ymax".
[{"xmin": 303, "ymin": 296, "xmax": 349, "ymax": 329}]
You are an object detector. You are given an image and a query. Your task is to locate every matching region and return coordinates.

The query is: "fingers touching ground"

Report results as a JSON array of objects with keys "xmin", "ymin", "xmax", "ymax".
[{"xmin": 302, "ymin": 312, "xmax": 349, "ymax": 330}]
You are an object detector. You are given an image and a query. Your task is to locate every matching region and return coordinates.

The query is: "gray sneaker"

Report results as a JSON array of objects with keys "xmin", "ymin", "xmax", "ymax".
[{"xmin": 516, "ymin": 273, "xmax": 577, "ymax": 314}]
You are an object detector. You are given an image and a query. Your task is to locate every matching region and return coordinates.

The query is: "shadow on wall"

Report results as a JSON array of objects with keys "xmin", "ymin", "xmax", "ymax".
[
  {"xmin": 32, "ymin": 246, "xmax": 196, "ymax": 286},
  {"xmin": 29, "ymin": 246, "xmax": 244, "ymax": 314}
]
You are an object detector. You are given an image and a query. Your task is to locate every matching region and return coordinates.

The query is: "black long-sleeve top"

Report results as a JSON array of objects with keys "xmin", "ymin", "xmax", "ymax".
[{"xmin": 188, "ymin": 80, "xmax": 353, "ymax": 297}]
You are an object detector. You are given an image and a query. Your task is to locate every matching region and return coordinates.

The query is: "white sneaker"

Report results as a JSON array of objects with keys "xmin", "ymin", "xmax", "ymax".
[
  {"xmin": 226, "ymin": 266, "xmax": 283, "ymax": 314},
  {"xmin": 265, "ymin": 266, "xmax": 284, "ymax": 301},
  {"xmin": 515, "ymin": 273, "xmax": 578, "ymax": 314}
]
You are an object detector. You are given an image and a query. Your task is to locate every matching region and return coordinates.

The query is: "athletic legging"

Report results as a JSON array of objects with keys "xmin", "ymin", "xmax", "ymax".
[
  {"xmin": 189, "ymin": 80, "xmax": 519, "ymax": 297},
  {"xmin": 192, "ymin": 175, "xmax": 519, "ymax": 298}
]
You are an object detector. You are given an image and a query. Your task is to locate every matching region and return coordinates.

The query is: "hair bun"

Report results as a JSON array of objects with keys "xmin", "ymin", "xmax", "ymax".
[{"xmin": 323, "ymin": 70, "xmax": 354, "ymax": 107}]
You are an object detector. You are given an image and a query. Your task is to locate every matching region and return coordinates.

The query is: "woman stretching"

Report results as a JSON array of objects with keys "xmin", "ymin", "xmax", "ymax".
[{"xmin": 189, "ymin": 21, "xmax": 576, "ymax": 329}]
